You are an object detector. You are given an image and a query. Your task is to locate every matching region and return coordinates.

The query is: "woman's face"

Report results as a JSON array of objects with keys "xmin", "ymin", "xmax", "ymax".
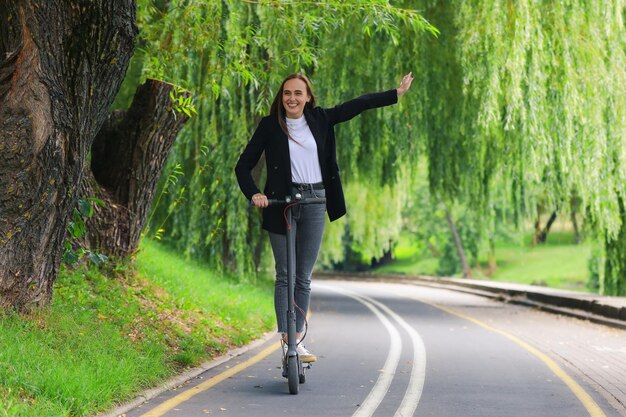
[{"xmin": 282, "ymin": 78, "xmax": 311, "ymax": 119}]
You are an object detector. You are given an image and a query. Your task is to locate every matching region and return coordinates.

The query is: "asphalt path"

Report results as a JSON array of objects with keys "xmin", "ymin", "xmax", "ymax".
[{"xmin": 125, "ymin": 280, "xmax": 626, "ymax": 417}]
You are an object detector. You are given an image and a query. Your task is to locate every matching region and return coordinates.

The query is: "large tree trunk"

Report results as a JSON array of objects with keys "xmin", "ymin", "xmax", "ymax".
[
  {"xmin": 81, "ymin": 80, "xmax": 190, "ymax": 258},
  {"xmin": 0, "ymin": 1, "xmax": 137, "ymax": 310}
]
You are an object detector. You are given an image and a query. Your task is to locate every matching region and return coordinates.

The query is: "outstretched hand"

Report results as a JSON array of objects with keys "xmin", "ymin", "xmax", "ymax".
[{"xmin": 397, "ymin": 72, "xmax": 414, "ymax": 97}]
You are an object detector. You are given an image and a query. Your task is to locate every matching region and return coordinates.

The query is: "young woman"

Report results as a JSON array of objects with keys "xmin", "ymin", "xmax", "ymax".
[{"xmin": 235, "ymin": 72, "xmax": 414, "ymax": 362}]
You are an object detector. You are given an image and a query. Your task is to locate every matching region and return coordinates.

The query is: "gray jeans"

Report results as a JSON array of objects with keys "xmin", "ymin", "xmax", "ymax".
[{"xmin": 269, "ymin": 187, "xmax": 326, "ymax": 333}]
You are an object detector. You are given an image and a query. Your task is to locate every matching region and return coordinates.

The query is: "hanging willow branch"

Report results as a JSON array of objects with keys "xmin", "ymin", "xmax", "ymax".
[{"xmin": 123, "ymin": 0, "xmax": 436, "ymax": 274}]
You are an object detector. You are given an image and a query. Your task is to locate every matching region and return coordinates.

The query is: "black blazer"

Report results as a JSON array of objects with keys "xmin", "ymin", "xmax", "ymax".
[{"xmin": 235, "ymin": 89, "xmax": 398, "ymax": 234}]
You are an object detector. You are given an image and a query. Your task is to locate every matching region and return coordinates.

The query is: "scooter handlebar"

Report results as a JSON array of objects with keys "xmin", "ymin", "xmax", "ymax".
[{"xmin": 250, "ymin": 196, "xmax": 326, "ymax": 206}]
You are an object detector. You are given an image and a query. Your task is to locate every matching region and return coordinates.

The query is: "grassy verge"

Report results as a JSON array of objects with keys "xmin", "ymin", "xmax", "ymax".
[
  {"xmin": 477, "ymin": 235, "xmax": 592, "ymax": 290},
  {"xmin": 375, "ymin": 231, "xmax": 593, "ymax": 291},
  {"xmin": 0, "ymin": 239, "xmax": 274, "ymax": 417}
]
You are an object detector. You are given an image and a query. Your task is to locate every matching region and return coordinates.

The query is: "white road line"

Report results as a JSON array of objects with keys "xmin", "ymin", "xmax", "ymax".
[
  {"xmin": 365, "ymin": 295, "xmax": 427, "ymax": 417},
  {"xmin": 318, "ymin": 283, "xmax": 427, "ymax": 417},
  {"xmin": 318, "ymin": 284, "xmax": 402, "ymax": 417}
]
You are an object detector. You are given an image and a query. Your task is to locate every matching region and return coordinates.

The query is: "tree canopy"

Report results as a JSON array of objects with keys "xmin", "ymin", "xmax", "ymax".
[
  {"xmin": 116, "ymin": 0, "xmax": 437, "ymax": 275},
  {"xmin": 118, "ymin": 0, "xmax": 626, "ymax": 294}
]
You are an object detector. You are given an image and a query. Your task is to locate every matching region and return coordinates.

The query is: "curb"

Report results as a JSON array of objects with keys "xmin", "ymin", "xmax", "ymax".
[
  {"xmin": 94, "ymin": 331, "xmax": 276, "ymax": 417},
  {"xmin": 315, "ymin": 271, "xmax": 626, "ymax": 330}
]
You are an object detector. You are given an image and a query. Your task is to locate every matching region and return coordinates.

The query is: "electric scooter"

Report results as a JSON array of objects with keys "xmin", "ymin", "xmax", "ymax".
[{"xmin": 264, "ymin": 193, "xmax": 326, "ymax": 394}]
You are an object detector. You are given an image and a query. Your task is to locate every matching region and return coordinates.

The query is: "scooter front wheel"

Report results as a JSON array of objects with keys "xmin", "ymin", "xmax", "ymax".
[{"xmin": 288, "ymin": 355, "xmax": 299, "ymax": 394}]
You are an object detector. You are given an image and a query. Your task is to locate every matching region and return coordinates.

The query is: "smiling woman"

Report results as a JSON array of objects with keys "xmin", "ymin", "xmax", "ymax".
[
  {"xmin": 132, "ymin": 0, "xmax": 436, "ymax": 282},
  {"xmin": 235, "ymin": 71, "xmax": 414, "ymax": 361}
]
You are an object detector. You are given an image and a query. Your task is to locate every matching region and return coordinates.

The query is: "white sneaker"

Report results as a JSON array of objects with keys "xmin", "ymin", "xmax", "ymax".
[{"xmin": 296, "ymin": 343, "xmax": 317, "ymax": 363}]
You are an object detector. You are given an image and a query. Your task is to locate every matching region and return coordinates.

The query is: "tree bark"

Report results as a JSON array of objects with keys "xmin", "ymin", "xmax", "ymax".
[
  {"xmin": 533, "ymin": 217, "xmax": 542, "ymax": 245},
  {"xmin": 534, "ymin": 210, "xmax": 558, "ymax": 244},
  {"xmin": 0, "ymin": 1, "xmax": 137, "ymax": 310},
  {"xmin": 445, "ymin": 210, "xmax": 471, "ymax": 278},
  {"xmin": 81, "ymin": 80, "xmax": 191, "ymax": 258}
]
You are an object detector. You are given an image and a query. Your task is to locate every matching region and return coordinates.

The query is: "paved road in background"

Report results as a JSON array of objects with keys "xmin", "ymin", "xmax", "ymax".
[{"xmin": 125, "ymin": 280, "xmax": 626, "ymax": 417}]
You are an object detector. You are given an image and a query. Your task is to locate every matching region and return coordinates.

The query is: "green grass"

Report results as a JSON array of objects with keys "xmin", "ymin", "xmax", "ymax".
[
  {"xmin": 478, "ymin": 238, "xmax": 592, "ymax": 290},
  {"xmin": 135, "ymin": 240, "xmax": 275, "ymax": 347},
  {"xmin": 0, "ymin": 239, "xmax": 274, "ymax": 417},
  {"xmin": 376, "ymin": 231, "xmax": 593, "ymax": 291}
]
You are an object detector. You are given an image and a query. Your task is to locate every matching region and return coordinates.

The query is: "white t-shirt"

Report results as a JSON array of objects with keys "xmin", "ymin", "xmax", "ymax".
[{"xmin": 286, "ymin": 115, "xmax": 323, "ymax": 184}]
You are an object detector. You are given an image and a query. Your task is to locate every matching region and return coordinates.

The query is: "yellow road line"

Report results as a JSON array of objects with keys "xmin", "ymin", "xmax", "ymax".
[
  {"xmin": 427, "ymin": 301, "xmax": 607, "ymax": 417},
  {"xmin": 139, "ymin": 341, "xmax": 280, "ymax": 417}
]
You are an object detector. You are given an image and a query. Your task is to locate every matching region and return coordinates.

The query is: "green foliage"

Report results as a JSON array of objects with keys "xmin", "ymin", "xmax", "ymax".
[
  {"xmin": 587, "ymin": 244, "xmax": 603, "ymax": 292},
  {"xmin": 599, "ymin": 197, "xmax": 626, "ymax": 295},
  {"xmin": 436, "ymin": 232, "xmax": 460, "ymax": 276},
  {"xmin": 168, "ymin": 86, "xmax": 198, "ymax": 119},
  {"xmin": 116, "ymin": 1, "xmax": 436, "ymax": 277},
  {"xmin": 63, "ymin": 198, "xmax": 108, "ymax": 266},
  {"xmin": 114, "ymin": 1, "xmax": 626, "ymax": 293},
  {"xmin": 143, "ymin": 163, "xmax": 186, "ymax": 241},
  {"xmin": 414, "ymin": 0, "xmax": 626, "ymax": 294}
]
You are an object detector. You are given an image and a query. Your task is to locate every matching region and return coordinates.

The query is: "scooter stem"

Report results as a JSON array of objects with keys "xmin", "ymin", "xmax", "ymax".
[{"xmin": 285, "ymin": 200, "xmax": 298, "ymax": 358}]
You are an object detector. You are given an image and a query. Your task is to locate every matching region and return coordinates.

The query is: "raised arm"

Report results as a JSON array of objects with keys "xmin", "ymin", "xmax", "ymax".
[
  {"xmin": 325, "ymin": 72, "xmax": 414, "ymax": 126},
  {"xmin": 325, "ymin": 90, "xmax": 398, "ymax": 125}
]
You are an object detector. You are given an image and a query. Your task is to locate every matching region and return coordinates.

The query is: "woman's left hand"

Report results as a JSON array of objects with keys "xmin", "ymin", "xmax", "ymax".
[{"xmin": 397, "ymin": 72, "xmax": 414, "ymax": 97}]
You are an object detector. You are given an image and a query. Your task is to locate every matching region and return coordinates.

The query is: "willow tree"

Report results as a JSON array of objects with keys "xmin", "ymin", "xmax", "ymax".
[
  {"xmin": 418, "ymin": 0, "xmax": 626, "ymax": 294},
  {"xmin": 125, "ymin": 0, "xmax": 437, "ymax": 276},
  {"xmin": 121, "ymin": 0, "xmax": 626, "ymax": 294}
]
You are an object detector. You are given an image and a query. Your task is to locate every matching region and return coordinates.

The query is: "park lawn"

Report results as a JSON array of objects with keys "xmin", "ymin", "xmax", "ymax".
[
  {"xmin": 376, "ymin": 231, "xmax": 593, "ymax": 291},
  {"xmin": 480, "ymin": 240, "xmax": 592, "ymax": 290},
  {"xmin": 0, "ymin": 239, "xmax": 274, "ymax": 417}
]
